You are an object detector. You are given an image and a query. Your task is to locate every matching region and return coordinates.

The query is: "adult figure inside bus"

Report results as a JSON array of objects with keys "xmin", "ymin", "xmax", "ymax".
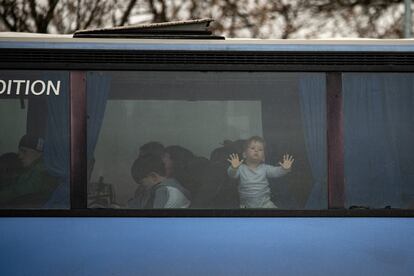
[
  {"xmin": 0, "ymin": 152, "xmax": 23, "ymax": 188},
  {"xmin": 0, "ymin": 135, "xmax": 58, "ymax": 208}
]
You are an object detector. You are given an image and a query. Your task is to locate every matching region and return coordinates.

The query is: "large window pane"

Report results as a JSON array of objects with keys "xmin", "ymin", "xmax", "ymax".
[
  {"xmin": 344, "ymin": 73, "xmax": 414, "ymax": 209},
  {"xmin": 0, "ymin": 71, "xmax": 70, "ymax": 209},
  {"xmin": 87, "ymin": 72, "xmax": 327, "ymax": 210}
]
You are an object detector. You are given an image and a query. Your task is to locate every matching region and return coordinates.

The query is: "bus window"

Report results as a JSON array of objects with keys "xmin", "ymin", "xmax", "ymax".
[
  {"xmin": 0, "ymin": 71, "xmax": 70, "ymax": 209},
  {"xmin": 343, "ymin": 73, "xmax": 414, "ymax": 209},
  {"xmin": 87, "ymin": 72, "xmax": 327, "ymax": 210}
]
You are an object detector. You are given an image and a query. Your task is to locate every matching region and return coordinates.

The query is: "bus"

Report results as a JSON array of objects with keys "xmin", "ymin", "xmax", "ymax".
[{"xmin": 1, "ymin": 19, "xmax": 413, "ymax": 275}]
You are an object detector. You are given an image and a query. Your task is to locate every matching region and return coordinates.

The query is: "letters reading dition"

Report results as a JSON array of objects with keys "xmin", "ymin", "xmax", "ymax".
[{"xmin": 0, "ymin": 80, "xmax": 60, "ymax": 96}]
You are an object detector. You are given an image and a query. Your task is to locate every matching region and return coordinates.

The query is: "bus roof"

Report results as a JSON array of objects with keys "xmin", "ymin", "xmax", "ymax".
[{"xmin": 1, "ymin": 32, "xmax": 414, "ymax": 53}]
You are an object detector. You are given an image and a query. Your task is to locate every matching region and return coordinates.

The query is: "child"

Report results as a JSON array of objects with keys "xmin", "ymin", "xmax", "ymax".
[
  {"xmin": 227, "ymin": 136, "xmax": 294, "ymax": 208},
  {"xmin": 130, "ymin": 154, "xmax": 191, "ymax": 208}
]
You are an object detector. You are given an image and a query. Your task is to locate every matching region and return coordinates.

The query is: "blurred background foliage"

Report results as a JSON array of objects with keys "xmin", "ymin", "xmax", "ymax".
[{"xmin": 0, "ymin": 0, "xmax": 408, "ymax": 38}]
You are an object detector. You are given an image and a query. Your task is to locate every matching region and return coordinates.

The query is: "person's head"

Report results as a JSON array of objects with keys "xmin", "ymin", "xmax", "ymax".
[
  {"xmin": 164, "ymin": 145, "xmax": 194, "ymax": 177},
  {"xmin": 0, "ymin": 152, "xmax": 23, "ymax": 185},
  {"xmin": 138, "ymin": 142, "xmax": 165, "ymax": 158},
  {"xmin": 138, "ymin": 142, "xmax": 175, "ymax": 177},
  {"xmin": 131, "ymin": 154, "xmax": 166, "ymax": 188},
  {"xmin": 243, "ymin": 136, "xmax": 265, "ymax": 164},
  {"xmin": 210, "ymin": 139, "xmax": 245, "ymax": 166},
  {"xmin": 164, "ymin": 146, "xmax": 193, "ymax": 167},
  {"xmin": 18, "ymin": 135, "xmax": 44, "ymax": 167}
]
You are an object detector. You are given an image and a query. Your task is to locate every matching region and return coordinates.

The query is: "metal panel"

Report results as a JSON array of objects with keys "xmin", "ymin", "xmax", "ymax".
[
  {"xmin": 70, "ymin": 72, "xmax": 87, "ymax": 209},
  {"xmin": 327, "ymin": 73, "xmax": 345, "ymax": 208}
]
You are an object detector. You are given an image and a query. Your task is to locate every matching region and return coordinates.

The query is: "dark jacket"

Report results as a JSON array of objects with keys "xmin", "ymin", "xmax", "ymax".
[{"xmin": 0, "ymin": 158, "xmax": 58, "ymax": 208}]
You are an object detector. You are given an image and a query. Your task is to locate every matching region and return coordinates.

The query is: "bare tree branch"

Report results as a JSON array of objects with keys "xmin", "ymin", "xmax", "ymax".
[
  {"xmin": 0, "ymin": 0, "xmax": 408, "ymax": 38},
  {"xmin": 83, "ymin": 0, "xmax": 101, "ymax": 29},
  {"xmin": 119, "ymin": 0, "xmax": 138, "ymax": 26}
]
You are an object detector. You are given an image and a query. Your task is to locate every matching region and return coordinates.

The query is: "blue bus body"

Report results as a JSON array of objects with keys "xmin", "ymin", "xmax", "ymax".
[{"xmin": 1, "ymin": 217, "xmax": 414, "ymax": 275}]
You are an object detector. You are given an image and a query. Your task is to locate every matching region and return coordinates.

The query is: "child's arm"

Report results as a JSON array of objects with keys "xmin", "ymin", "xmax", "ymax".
[
  {"xmin": 227, "ymin": 153, "xmax": 243, "ymax": 178},
  {"xmin": 266, "ymin": 154, "xmax": 294, "ymax": 178}
]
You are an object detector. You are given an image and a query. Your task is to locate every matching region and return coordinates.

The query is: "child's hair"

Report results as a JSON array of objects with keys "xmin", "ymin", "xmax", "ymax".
[
  {"xmin": 139, "ymin": 141, "xmax": 165, "ymax": 158},
  {"xmin": 244, "ymin": 136, "xmax": 265, "ymax": 151},
  {"xmin": 131, "ymin": 154, "xmax": 166, "ymax": 184}
]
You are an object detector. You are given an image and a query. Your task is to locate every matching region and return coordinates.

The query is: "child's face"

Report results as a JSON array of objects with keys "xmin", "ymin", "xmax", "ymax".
[
  {"xmin": 140, "ymin": 174, "xmax": 158, "ymax": 189},
  {"xmin": 245, "ymin": 141, "xmax": 265, "ymax": 163},
  {"xmin": 18, "ymin": 146, "xmax": 42, "ymax": 168},
  {"xmin": 140, "ymin": 172, "xmax": 164, "ymax": 189}
]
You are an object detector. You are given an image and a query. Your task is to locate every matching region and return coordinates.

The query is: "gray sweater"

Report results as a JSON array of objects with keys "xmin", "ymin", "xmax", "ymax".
[
  {"xmin": 228, "ymin": 163, "xmax": 289, "ymax": 207},
  {"xmin": 153, "ymin": 178, "xmax": 191, "ymax": 208}
]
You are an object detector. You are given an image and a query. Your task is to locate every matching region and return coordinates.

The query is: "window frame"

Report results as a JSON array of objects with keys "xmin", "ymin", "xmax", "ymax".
[{"xmin": 1, "ymin": 45, "xmax": 414, "ymax": 217}]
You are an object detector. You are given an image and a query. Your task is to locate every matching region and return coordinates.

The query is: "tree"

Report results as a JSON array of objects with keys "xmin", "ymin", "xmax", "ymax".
[
  {"xmin": 0, "ymin": 0, "xmax": 409, "ymax": 38},
  {"xmin": 0, "ymin": 0, "xmax": 59, "ymax": 33},
  {"xmin": 0, "ymin": 0, "xmax": 136, "ymax": 33},
  {"xmin": 303, "ymin": 0, "xmax": 405, "ymax": 38}
]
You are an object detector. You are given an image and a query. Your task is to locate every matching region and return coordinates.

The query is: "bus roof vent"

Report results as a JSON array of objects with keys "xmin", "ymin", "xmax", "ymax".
[{"xmin": 73, "ymin": 18, "xmax": 224, "ymax": 40}]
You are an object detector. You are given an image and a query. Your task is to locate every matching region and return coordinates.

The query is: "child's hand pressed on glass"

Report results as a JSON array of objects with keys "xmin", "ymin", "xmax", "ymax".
[
  {"xmin": 227, "ymin": 153, "xmax": 243, "ymax": 169},
  {"xmin": 279, "ymin": 154, "xmax": 294, "ymax": 170}
]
